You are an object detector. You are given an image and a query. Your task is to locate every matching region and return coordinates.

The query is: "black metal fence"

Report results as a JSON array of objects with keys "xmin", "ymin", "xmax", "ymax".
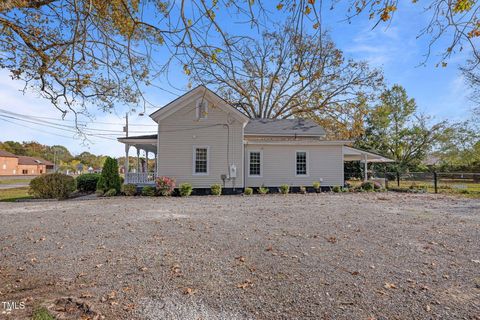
[{"xmin": 347, "ymin": 171, "xmax": 480, "ymax": 195}]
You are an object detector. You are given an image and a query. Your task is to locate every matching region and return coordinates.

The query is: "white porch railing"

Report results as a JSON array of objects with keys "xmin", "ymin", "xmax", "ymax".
[{"xmin": 125, "ymin": 172, "xmax": 157, "ymax": 185}]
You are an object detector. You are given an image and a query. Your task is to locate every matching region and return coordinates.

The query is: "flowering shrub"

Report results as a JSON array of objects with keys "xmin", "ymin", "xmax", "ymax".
[{"xmin": 155, "ymin": 176, "xmax": 176, "ymax": 196}]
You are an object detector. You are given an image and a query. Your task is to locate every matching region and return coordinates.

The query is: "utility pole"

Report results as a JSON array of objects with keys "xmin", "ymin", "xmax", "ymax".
[
  {"xmin": 124, "ymin": 113, "xmax": 129, "ymax": 178},
  {"xmin": 123, "ymin": 112, "xmax": 129, "ymax": 137}
]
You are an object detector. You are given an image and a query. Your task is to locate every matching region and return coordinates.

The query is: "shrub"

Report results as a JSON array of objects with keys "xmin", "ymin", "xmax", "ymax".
[
  {"xmin": 104, "ymin": 188, "xmax": 117, "ymax": 197},
  {"xmin": 211, "ymin": 184, "xmax": 222, "ymax": 196},
  {"xmin": 141, "ymin": 186, "xmax": 156, "ymax": 196},
  {"xmin": 332, "ymin": 185, "xmax": 341, "ymax": 193},
  {"xmin": 155, "ymin": 176, "xmax": 176, "ymax": 196},
  {"xmin": 95, "ymin": 189, "xmax": 105, "ymax": 197},
  {"xmin": 96, "ymin": 157, "xmax": 121, "ymax": 193},
  {"xmin": 279, "ymin": 184, "xmax": 289, "ymax": 194},
  {"xmin": 76, "ymin": 173, "xmax": 100, "ymax": 193},
  {"xmin": 312, "ymin": 181, "xmax": 321, "ymax": 192},
  {"xmin": 122, "ymin": 183, "xmax": 137, "ymax": 196},
  {"xmin": 258, "ymin": 186, "xmax": 269, "ymax": 195},
  {"xmin": 244, "ymin": 187, "xmax": 253, "ymax": 195},
  {"xmin": 29, "ymin": 173, "xmax": 75, "ymax": 199},
  {"xmin": 360, "ymin": 181, "xmax": 375, "ymax": 192},
  {"xmin": 299, "ymin": 186, "xmax": 307, "ymax": 194},
  {"xmin": 179, "ymin": 183, "xmax": 193, "ymax": 197}
]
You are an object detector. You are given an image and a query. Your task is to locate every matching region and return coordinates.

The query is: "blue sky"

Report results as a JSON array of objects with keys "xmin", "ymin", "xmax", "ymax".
[{"xmin": 0, "ymin": 2, "xmax": 474, "ymax": 157}]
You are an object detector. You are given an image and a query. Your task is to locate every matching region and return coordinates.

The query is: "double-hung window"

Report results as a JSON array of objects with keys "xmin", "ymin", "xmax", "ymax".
[
  {"xmin": 296, "ymin": 151, "xmax": 308, "ymax": 176},
  {"xmin": 194, "ymin": 147, "xmax": 208, "ymax": 174},
  {"xmin": 249, "ymin": 151, "xmax": 261, "ymax": 177}
]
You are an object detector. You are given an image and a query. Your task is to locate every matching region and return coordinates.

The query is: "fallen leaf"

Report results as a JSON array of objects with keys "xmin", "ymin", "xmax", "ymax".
[
  {"xmin": 265, "ymin": 245, "xmax": 273, "ymax": 252},
  {"xmin": 183, "ymin": 287, "xmax": 197, "ymax": 295},
  {"xmin": 236, "ymin": 279, "xmax": 253, "ymax": 289},
  {"xmin": 384, "ymin": 282, "xmax": 397, "ymax": 289},
  {"xmin": 425, "ymin": 305, "xmax": 431, "ymax": 312},
  {"xmin": 80, "ymin": 292, "xmax": 93, "ymax": 298}
]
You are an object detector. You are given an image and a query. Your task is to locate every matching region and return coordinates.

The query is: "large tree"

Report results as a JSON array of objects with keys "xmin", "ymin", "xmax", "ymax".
[
  {"xmin": 359, "ymin": 85, "xmax": 448, "ymax": 171},
  {"xmin": 189, "ymin": 25, "xmax": 382, "ymax": 137}
]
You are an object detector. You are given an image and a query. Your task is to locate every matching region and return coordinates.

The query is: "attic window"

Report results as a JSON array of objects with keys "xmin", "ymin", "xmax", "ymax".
[{"xmin": 196, "ymin": 99, "xmax": 208, "ymax": 119}]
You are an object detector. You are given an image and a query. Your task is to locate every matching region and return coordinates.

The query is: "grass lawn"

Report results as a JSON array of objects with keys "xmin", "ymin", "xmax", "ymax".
[
  {"xmin": 0, "ymin": 187, "xmax": 32, "ymax": 202},
  {"xmin": 0, "ymin": 178, "xmax": 31, "ymax": 185}
]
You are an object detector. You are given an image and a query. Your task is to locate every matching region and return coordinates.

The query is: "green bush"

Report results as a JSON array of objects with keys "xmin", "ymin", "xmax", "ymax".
[
  {"xmin": 95, "ymin": 189, "xmax": 105, "ymax": 197},
  {"xmin": 312, "ymin": 181, "xmax": 321, "ymax": 192},
  {"xmin": 279, "ymin": 184, "xmax": 289, "ymax": 194},
  {"xmin": 211, "ymin": 184, "xmax": 222, "ymax": 196},
  {"xmin": 299, "ymin": 186, "xmax": 307, "ymax": 194},
  {"xmin": 122, "ymin": 183, "xmax": 137, "ymax": 196},
  {"xmin": 360, "ymin": 181, "xmax": 375, "ymax": 192},
  {"xmin": 258, "ymin": 186, "xmax": 269, "ymax": 194},
  {"xmin": 96, "ymin": 157, "xmax": 121, "ymax": 193},
  {"xmin": 104, "ymin": 188, "xmax": 117, "ymax": 197},
  {"xmin": 244, "ymin": 187, "xmax": 253, "ymax": 195},
  {"xmin": 332, "ymin": 185, "xmax": 341, "ymax": 193},
  {"xmin": 29, "ymin": 173, "xmax": 76, "ymax": 199},
  {"xmin": 179, "ymin": 183, "xmax": 193, "ymax": 197},
  {"xmin": 141, "ymin": 186, "xmax": 156, "ymax": 196},
  {"xmin": 76, "ymin": 173, "xmax": 100, "ymax": 193}
]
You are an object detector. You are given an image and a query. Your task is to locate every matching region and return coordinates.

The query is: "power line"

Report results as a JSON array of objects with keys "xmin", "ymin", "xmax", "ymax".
[
  {"xmin": 0, "ymin": 108, "xmax": 158, "ymax": 127},
  {"xmin": 0, "ymin": 112, "xmax": 156, "ymax": 134},
  {"xmin": 0, "ymin": 115, "xmax": 118, "ymax": 141}
]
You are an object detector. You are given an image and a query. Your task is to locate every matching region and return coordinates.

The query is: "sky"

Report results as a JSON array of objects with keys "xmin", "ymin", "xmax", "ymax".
[{"xmin": 0, "ymin": 2, "xmax": 475, "ymax": 157}]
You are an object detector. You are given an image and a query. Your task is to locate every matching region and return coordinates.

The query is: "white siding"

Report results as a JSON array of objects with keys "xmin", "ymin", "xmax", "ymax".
[
  {"xmin": 156, "ymin": 95, "xmax": 244, "ymax": 188},
  {"xmin": 245, "ymin": 144, "xmax": 344, "ymax": 187}
]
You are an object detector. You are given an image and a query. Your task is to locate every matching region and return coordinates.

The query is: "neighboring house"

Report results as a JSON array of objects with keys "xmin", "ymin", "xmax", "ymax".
[
  {"xmin": 0, "ymin": 150, "xmax": 54, "ymax": 176},
  {"xmin": 118, "ymin": 86, "xmax": 392, "ymax": 191}
]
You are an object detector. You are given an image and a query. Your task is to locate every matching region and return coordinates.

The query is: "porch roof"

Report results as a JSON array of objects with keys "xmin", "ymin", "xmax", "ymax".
[
  {"xmin": 343, "ymin": 146, "xmax": 395, "ymax": 163},
  {"xmin": 117, "ymin": 135, "xmax": 157, "ymax": 153}
]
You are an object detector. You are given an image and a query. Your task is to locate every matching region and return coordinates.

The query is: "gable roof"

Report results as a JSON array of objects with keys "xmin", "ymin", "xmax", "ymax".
[
  {"xmin": 0, "ymin": 150, "xmax": 17, "ymax": 158},
  {"xmin": 245, "ymin": 118, "xmax": 326, "ymax": 137},
  {"xmin": 149, "ymin": 86, "xmax": 249, "ymax": 124}
]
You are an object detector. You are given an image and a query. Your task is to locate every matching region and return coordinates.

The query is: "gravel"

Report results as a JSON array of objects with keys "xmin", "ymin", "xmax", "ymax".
[{"xmin": 0, "ymin": 193, "xmax": 479, "ymax": 319}]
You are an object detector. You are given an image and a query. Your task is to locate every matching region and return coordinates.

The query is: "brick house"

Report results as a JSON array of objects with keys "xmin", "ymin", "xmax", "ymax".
[{"xmin": 0, "ymin": 150, "xmax": 54, "ymax": 176}]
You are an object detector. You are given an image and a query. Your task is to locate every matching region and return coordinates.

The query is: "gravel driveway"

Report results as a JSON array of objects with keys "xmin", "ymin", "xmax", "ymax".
[{"xmin": 0, "ymin": 193, "xmax": 479, "ymax": 319}]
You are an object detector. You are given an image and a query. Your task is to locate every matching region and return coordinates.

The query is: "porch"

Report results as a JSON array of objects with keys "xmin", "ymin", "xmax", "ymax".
[
  {"xmin": 117, "ymin": 135, "xmax": 158, "ymax": 185},
  {"xmin": 343, "ymin": 146, "xmax": 395, "ymax": 181}
]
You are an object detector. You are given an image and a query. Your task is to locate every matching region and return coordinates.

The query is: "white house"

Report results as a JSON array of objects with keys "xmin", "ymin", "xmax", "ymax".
[{"xmin": 118, "ymin": 86, "xmax": 392, "ymax": 191}]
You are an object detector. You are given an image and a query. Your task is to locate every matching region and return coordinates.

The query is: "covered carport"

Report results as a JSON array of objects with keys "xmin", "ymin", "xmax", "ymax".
[{"xmin": 343, "ymin": 146, "xmax": 395, "ymax": 181}]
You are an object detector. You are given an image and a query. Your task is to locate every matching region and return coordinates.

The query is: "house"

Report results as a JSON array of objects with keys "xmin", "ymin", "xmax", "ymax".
[
  {"xmin": 0, "ymin": 150, "xmax": 54, "ymax": 176},
  {"xmin": 118, "ymin": 86, "xmax": 392, "ymax": 191}
]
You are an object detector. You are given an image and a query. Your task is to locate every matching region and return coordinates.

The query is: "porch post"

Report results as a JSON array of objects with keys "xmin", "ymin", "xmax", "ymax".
[
  {"xmin": 363, "ymin": 153, "xmax": 368, "ymax": 182},
  {"xmin": 125, "ymin": 144, "xmax": 130, "ymax": 184},
  {"xmin": 154, "ymin": 152, "xmax": 157, "ymax": 178},
  {"xmin": 145, "ymin": 151, "xmax": 149, "ymax": 173},
  {"xmin": 136, "ymin": 148, "xmax": 140, "ymax": 173}
]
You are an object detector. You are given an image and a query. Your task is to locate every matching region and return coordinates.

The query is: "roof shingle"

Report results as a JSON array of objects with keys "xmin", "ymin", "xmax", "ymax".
[{"xmin": 244, "ymin": 118, "xmax": 325, "ymax": 137}]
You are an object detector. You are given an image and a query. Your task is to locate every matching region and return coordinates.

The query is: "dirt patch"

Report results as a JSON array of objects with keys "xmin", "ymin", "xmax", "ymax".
[{"xmin": 0, "ymin": 193, "xmax": 479, "ymax": 319}]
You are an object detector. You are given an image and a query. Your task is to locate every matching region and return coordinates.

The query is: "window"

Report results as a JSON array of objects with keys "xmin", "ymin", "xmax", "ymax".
[
  {"xmin": 196, "ymin": 99, "xmax": 208, "ymax": 119},
  {"xmin": 22, "ymin": 169, "xmax": 28, "ymax": 174},
  {"xmin": 296, "ymin": 151, "xmax": 308, "ymax": 176},
  {"xmin": 194, "ymin": 147, "xmax": 208, "ymax": 174},
  {"xmin": 2, "ymin": 163, "xmax": 6, "ymax": 170},
  {"xmin": 249, "ymin": 151, "xmax": 261, "ymax": 176}
]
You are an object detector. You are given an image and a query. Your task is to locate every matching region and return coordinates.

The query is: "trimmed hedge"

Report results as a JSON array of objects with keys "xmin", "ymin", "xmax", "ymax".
[
  {"xmin": 211, "ymin": 184, "xmax": 222, "ymax": 196},
  {"xmin": 29, "ymin": 173, "xmax": 75, "ymax": 199},
  {"xmin": 122, "ymin": 183, "xmax": 137, "ymax": 196},
  {"xmin": 279, "ymin": 184, "xmax": 290, "ymax": 194},
  {"xmin": 141, "ymin": 186, "xmax": 156, "ymax": 196},
  {"xmin": 76, "ymin": 173, "xmax": 100, "ymax": 193},
  {"xmin": 244, "ymin": 187, "xmax": 253, "ymax": 195},
  {"xmin": 179, "ymin": 183, "xmax": 193, "ymax": 197}
]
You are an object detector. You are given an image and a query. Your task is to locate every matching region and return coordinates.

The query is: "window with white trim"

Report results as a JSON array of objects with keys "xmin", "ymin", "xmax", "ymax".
[
  {"xmin": 194, "ymin": 147, "xmax": 208, "ymax": 174},
  {"xmin": 196, "ymin": 99, "xmax": 208, "ymax": 119},
  {"xmin": 249, "ymin": 151, "xmax": 261, "ymax": 176},
  {"xmin": 296, "ymin": 151, "xmax": 307, "ymax": 176}
]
